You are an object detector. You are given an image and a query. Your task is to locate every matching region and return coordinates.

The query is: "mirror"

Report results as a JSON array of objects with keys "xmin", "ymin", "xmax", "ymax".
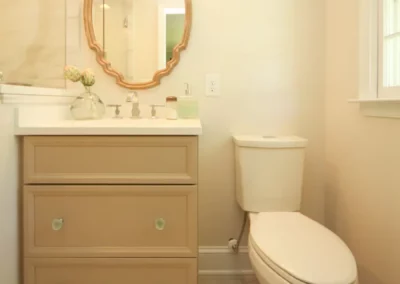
[{"xmin": 84, "ymin": 0, "xmax": 192, "ymax": 90}]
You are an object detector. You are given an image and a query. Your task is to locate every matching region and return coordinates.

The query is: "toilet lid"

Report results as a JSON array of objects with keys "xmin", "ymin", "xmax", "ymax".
[{"xmin": 250, "ymin": 212, "xmax": 357, "ymax": 284}]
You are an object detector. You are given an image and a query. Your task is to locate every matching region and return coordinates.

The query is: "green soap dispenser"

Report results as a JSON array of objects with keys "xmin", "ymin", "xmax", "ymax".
[{"xmin": 178, "ymin": 83, "xmax": 199, "ymax": 119}]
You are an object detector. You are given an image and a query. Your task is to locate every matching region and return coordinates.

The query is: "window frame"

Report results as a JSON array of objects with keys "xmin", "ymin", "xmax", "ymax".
[
  {"xmin": 352, "ymin": 0, "xmax": 400, "ymax": 119},
  {"xmin": 378, "ymin": 0, "xmax": 400, "ymax": 98},
  {"xmin": 359, "ymin": 0, "xmax": 379, "ymax": 100},
  {"xmin": 359, "ymin": 0, "xmax": 400, "ymax": 100}
]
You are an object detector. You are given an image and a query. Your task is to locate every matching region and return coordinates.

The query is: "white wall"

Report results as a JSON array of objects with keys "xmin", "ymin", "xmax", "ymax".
[
  {"xmin": 0, "ymin": 106, "xmax": 19, "ymax": 284},
  {"xmin": 82, "ymin": 0, "xmax": 327, "ymax": 245},
  {"xmin": 94, "ymin": 0, "xmax": 130, "ymax": 78}
]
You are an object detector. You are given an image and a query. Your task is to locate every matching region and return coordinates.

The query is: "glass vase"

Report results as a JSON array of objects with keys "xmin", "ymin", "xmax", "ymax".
[{"xmin": 70, "ymin": 89, "xmax": 105, "ymax": 120}]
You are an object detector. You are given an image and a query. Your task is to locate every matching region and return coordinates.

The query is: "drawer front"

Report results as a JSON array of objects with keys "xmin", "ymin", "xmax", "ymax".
[
  {"xmin": 23, "ymin": 136, "xmax": 198, "ymax": 185},
  {"xmin": 24, "ymin": 185, "xmax": 197, "ymax": 257},
  {"xmin": 25, "ymin": 258, "xmax": 197, "ymax": 284}
]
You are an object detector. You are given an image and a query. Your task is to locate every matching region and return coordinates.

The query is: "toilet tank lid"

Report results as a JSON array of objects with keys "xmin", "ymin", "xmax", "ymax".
[
  {"xmin": 250, "ymin": 212, "xmax": 357, "ymax": 284},
  {"xmin": 233, "ymin": 135, "xmax": 308, "ymax": 148}
]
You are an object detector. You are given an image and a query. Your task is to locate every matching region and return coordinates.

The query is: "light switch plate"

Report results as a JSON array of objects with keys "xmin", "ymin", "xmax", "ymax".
[{"xmin": 206, "ymin": 74, "xmax": 221, "ymax": 96}]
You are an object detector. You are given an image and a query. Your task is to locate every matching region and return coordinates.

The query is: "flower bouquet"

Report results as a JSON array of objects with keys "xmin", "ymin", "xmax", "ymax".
[{"xmin": 64, "ymin": 66, "xmax": 105, "ymax": 120}]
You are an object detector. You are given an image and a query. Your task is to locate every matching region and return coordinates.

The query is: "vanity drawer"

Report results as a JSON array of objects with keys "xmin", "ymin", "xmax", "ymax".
[
  {"xmin": 23, "ymin": 136, "xmax": 198, "ymax": 185},
  {"xmin": 24, "ymin": 258, "xmax": 197, "ymax": 284},
  {"xmin": 24, "ymin": 185, "xmax": 197, "ymax": 258}
]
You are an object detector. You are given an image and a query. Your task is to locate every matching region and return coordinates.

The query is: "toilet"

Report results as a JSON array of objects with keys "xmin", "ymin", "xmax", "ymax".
[{"xmin": 233, "ymin": 135, "xmax": 358, "ymax": 284}]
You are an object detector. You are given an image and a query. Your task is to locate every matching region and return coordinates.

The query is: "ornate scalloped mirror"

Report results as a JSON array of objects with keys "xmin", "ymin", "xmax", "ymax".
[{"xmin": 84, "ymin": 0, "xmax": 192, "ymax": 89}]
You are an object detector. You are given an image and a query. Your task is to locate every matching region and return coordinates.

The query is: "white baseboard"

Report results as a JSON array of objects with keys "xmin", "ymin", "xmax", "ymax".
[
  {"xmin": 198, "ymin": 246, "xmax": 254, "ymax": 276},
  {"xmin": 199, "ymin": 270, "xmax": 255, "ymax": 276}
]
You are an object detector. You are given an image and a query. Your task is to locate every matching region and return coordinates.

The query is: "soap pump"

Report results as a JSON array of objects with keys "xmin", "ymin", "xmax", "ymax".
[{"xmin": 177, "ymin": 83, "xmax": 199, "ymax": 119}]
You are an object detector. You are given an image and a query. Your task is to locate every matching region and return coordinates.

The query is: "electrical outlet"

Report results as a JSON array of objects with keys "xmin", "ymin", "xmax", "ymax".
[{"xmin": 206, "ymin": 73, "xmax": 220, "ymax": 96}]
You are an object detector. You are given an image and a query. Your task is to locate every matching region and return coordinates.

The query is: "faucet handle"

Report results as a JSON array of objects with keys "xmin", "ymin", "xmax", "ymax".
[
  {"xmin": 150, "ymin": 104, "xmax": 165, "ymax": 119},
  {"xmin": 107, "ymin": 104, "xmax": 122, "ymax": 119},
  {"xmin": 126, "ymin": 91, "xmax": 138, "ymax": 103}
]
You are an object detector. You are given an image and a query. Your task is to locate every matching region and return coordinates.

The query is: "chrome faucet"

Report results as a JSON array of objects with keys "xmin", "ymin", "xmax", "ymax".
[{"xmin": 126, "ymin": 91, "xmax": 141, "ymax": 119}]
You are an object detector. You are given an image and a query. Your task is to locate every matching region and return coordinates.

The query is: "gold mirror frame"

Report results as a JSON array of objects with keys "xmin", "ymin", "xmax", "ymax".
[{"xmin": 83, "ymin": 0, "xmax": 192, "ymax": 90}]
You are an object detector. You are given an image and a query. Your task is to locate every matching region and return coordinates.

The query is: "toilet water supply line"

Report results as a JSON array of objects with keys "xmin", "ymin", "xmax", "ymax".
[{"xmin": 230, "ymin": 212, "xmax": 248, "ymax": 253}]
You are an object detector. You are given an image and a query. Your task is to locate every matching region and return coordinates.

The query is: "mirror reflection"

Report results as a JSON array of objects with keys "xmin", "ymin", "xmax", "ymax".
[{"xmin": 92, "ymin": 0, "xmax": 186, "ymax": 83}]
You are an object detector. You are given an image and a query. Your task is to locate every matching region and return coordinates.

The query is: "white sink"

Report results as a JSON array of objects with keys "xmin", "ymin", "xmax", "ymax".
[{"xmin": 14, "ymin": 106, "xmax": 202, "ymax": 136}]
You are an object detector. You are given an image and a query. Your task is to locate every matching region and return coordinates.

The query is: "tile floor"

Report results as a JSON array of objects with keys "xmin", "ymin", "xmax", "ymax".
[{"xmin": 199, "ymin": 275, "xmax": 259, "ymax": 284}]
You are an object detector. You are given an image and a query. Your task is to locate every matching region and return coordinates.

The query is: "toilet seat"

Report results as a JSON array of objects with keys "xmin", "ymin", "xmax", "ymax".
[
  {"xmin": 249, "ymin": 212, "xmax": 357, "ymax": 284},
  {"xmin": 249, "ymin": 237, "xmax": 305, "ymax": 284}
]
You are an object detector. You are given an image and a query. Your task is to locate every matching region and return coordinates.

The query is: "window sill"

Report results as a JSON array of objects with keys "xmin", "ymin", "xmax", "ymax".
[{"xmin": 348, "ymin": 98, "xmax": 400, "ymax": 118}]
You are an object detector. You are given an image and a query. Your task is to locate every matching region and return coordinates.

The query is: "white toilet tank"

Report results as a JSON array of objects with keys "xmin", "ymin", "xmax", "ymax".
[{"xmin": 233, "ymin": 135, "xmax": 308, "ymax": 213}]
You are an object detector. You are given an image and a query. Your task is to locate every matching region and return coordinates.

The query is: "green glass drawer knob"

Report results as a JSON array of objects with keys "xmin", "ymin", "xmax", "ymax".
[
  {"xmin": 52, "ymin": 218, "xmax": 64, "ymax": 231},
  {"xmin": 155, "ymin": 218, "xmax": 166, "ymax": 231}
]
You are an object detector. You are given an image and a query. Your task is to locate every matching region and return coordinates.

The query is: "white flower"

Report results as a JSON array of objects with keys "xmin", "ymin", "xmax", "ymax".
[
  {"xmin": 63, "ymin": 65, "xmax": 96, "ymax": 89},
  {"xmin": 64, "ymin": 65, "xmax": 81, "ymax": 82},
  {"xmin": 80, "ymin": 69, "xmax": 96, "ymax": 87}
]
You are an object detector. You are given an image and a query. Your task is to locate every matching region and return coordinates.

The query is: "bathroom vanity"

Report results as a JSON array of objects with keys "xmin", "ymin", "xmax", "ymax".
[{"xmin": 17, "ymin": 107, "xmax": 202, "ymax": 284}]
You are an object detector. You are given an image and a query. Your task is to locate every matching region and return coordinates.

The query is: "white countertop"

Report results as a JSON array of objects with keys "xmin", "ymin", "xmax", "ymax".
[{"xmin": 14, "ymin": 106, "xmax": 202, "ymax": 136}]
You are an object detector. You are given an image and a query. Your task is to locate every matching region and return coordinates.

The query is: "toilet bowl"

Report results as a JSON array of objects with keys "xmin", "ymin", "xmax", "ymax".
[
  {"xmin": 247, "ymin": 212, "xmax": 358, "ymax": 284},
  {"xmin": 232, "ymin": 135, "xmax": 358, "ymax": 284}
]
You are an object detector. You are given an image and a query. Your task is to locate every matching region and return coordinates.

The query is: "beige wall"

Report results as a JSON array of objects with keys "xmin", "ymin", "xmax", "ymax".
[
  {"xmin": 84, "ymin": 0, "xmax": 326, "ymax": 245},
  {"xmin": 325, "ymin": 1, "xmax": 400, "ymax": 283},
  {"xmin": 0, "ymin": 0, "xmax": 65, "ymax": 88}
]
